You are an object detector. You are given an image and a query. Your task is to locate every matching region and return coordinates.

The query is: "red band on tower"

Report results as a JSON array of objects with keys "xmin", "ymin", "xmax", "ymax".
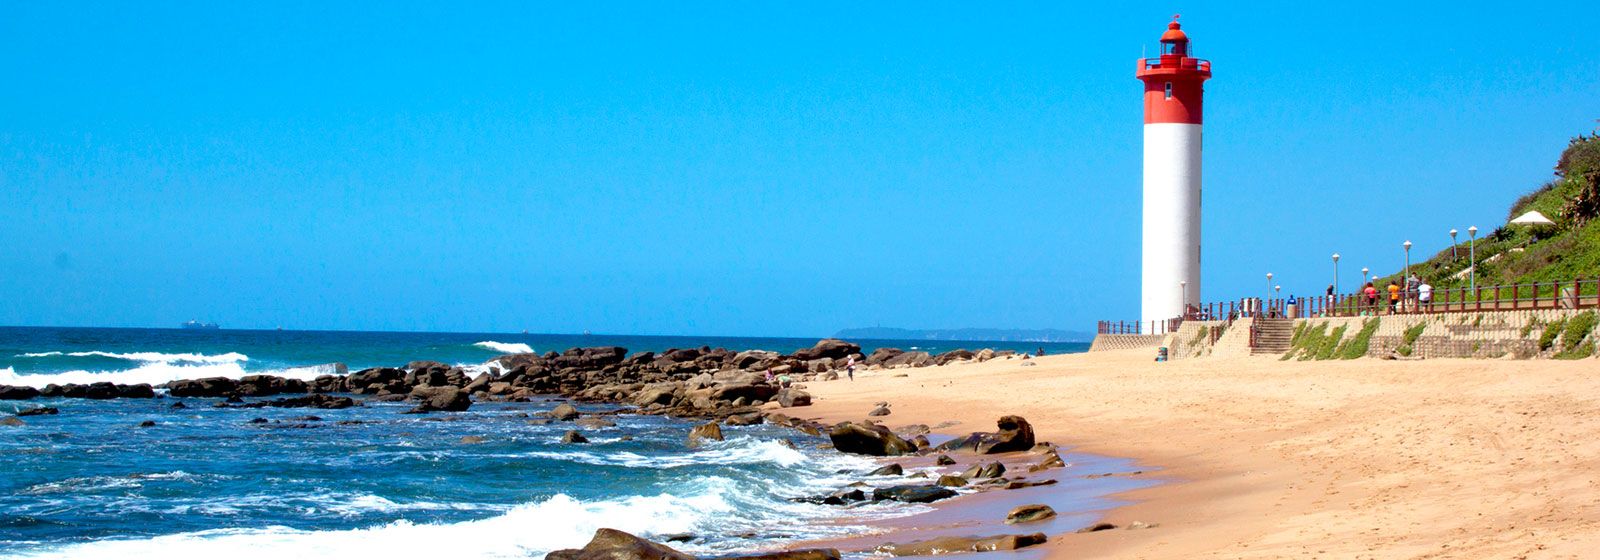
[{"xmin": 1136, "ymin": 18, "xmax": 1212, "ymax": 124}]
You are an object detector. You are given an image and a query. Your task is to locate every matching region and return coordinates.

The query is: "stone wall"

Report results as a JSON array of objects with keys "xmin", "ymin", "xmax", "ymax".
[
  {"xmin": 1286, "ymin": 309, "xmax": 1598, "ymax": 359},
  {"xmin": 1087, "ymin": 334, "xmax": 1166, "ymax": 353}
]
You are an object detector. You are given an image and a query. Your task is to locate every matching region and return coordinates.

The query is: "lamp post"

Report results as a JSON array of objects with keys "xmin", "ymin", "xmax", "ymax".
[
  {"xmin": 1450, "ymin": 229, "xmax": 1459, "ymax": 261},
  {"xmin": 1332, "ymin": 253, "xmax": 1341, "ymax": 294},
  {"xmin": 1179, "ymin": 280, "xmax": 1188, "ymax": 320},
  {"xmin": 1403, "ymin": 240, "xmax": 1413, "ymax": 279},
  {"xmin": 1361, "ymin": 267, "xmax": 1369, "ymax": 287},
  {"xmin": 1468, "ymin": 226, "xmax": 1479, "ymax": 293}
]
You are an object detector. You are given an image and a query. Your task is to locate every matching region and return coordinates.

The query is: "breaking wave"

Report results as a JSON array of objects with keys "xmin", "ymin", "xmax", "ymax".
[{"xmin": 473, "ymin": 341, "xmax": 534, "ymax": 355}]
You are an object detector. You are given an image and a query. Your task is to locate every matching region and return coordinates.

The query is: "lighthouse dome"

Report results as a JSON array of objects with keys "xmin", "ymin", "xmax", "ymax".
[{"xmin": 1160, "ymin": 21, "xmax": 1188, "ymax": 44}]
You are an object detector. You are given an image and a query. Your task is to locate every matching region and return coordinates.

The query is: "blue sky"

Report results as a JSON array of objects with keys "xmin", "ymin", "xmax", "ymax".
[{"xmin": 1, "ymin": 2, "xmax": 1595, "ymax": 336}]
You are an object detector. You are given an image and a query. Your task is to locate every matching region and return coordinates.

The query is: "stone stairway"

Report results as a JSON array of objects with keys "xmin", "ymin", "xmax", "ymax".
[{"xmin": 1251, "ymin": 318, "xmax": 1296, "ymax": 355}]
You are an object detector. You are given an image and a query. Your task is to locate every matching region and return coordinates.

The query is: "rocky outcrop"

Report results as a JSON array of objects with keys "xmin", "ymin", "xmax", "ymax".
[
  {"xmin": 876, "ymin": 533, "xmax": 1047, "ymax": 556},
  {"xmin": 720, "ymin": 550, "xmax": 843, "ymax": 560},
  {"xmin": 961, "ymin": 462, "xmax": 1006, "ymax": 479},
  {"xmin": 408, "ymin": 387, "xmax": 471, "ymax": 413},
  {"xmin": 977, "ymin": 415, "xmax": 1035, "ymax": 454},
  {"xmin": 873, "ymin": 485, "xmax": 958, "ymax": 503},
  {"xmin": 794, "ymin": 339, "xmax": 861, "ymax": 361},
  {"xmin": 867, "ymin": 463, "xmax": 904, "ymax": 476},
  {"xmin": 1006, "ymin": 504, "xmax": 1056, "ymax": 524},
  {"xmin": 41, "ymin": 382, "xmax": 154, "ymax": 400},
  {"xmin": 230, "ymin": 394, "xmax": 357, "ymax": 409},
  {"xmin": 0, "ymin": 385, "xmax": 41, "ymax": 400},
  {"xmin": 546, "ymin": 528, "xmax": 694, "ymax": 560},
  {"xmin": 561, "ymin": 430, "xmax": 589, "ymax": 444},
  {"xmin": 17, "ymin": 406, "xmax": 58, "ymax": 416},
  {"xmin": 828, "ymin": 421, "xmax": 915, "ymax": 456},
  {"xmin": 775, "ymin": 388, "xmax": 811, "ymax": 407},
  {"xmin": 687, "ymin": 421, "xmax": 724, "ymax": 446}
]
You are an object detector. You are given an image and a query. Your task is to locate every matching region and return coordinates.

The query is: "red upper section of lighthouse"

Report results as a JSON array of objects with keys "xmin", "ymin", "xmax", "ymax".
[{"xmin": 1137, "ymin": 16, "xmax": 1211, "ymax": 125}]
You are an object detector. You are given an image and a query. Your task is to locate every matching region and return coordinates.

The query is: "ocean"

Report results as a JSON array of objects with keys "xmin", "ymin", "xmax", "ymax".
[{"xmin": 0, "ymin": 327, "xmax": 1097, "ymax": 559}]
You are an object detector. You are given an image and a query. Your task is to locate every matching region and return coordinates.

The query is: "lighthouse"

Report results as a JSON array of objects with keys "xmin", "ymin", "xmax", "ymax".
[{"xmin": 1137, "ymin": 16, "xmax": 1211, "ymax": 333}]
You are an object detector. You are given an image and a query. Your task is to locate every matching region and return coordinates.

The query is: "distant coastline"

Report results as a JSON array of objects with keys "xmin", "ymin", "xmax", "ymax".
[{"xmin": 835, "ymin": 326, "xmax": 1094, "ymax": 343}]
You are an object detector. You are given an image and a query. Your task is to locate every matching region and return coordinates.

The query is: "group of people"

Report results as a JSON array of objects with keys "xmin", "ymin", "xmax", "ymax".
[{"xmin": 1344, "ymin": 273, "xmax": 1433, "ymax": 315}]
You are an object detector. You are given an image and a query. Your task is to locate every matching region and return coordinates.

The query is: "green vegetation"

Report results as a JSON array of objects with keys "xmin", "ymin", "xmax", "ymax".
[
  {"xmin": 1283, "ymin": 322, "xmax": 1324, "ymax": 361},
  {"xmin": 1396, "ymin": 322, "xmax": 1428, "ymax": 357},
  {"xmin": 1317, "ymin": 325, "xmax": 1350, "ymax": 360},
  {"xmin": 1555, "ymin": 311, "xmax": 1597, "ymax": 359},
  {"xmin": 1539, "ymin": 317, "xmax": 1568, "ymax": 352},
  {"xmin": 1336, "ymin": 319, "xmax": 1380, "ymax": 360},
  {"xmin": 1371, "ymin": 133, "xmax": 1600, "ymax": 295}
]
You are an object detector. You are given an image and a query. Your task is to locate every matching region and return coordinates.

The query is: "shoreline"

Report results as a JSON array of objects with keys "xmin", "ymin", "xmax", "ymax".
[{"xmin": 792, "ymin": 348, "xmax": 1600, "ymax": 559}]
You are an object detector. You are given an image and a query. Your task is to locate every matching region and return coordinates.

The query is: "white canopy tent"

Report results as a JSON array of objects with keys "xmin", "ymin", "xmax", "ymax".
[{"xmin": 1509, "ymin": 210, "xmax": 1555, "ymax": 225}]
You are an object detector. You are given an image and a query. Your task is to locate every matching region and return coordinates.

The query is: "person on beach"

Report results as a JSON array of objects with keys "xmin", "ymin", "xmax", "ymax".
[
  {"xmin": 1387, "ymin": 281, "xmax": 1402, "ymax": 314},
  {"xmin": 1418, "ymin": 279, "xmax": 1434, "ymax": 310},
  {"xmin": 846, "ymin": 356, "xmax": 855, "ymax": 381},
  {"xmin": 1363, "ymin": 282, "xmax": 1379, "ymax": 316},
  {"xmin": 764, "ymin": 367, "xmax": 775, "ymax": 384}
]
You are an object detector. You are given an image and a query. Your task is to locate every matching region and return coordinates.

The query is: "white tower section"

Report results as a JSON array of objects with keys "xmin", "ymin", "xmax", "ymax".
[{"xmin": 1141, "ymin": 124, "xmax": 1202, "ymax": 331}]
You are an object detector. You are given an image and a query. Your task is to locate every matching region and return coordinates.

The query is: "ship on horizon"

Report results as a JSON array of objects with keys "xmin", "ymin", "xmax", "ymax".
[{"xmin": 181, "ymin": 320, "xmax": 220, "ymax": 330}]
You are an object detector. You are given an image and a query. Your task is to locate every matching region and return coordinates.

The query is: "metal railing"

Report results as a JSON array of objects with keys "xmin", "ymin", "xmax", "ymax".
[{"xmin": 1096, "ymin": 278, "xmax": 1600, "ymax": 334}]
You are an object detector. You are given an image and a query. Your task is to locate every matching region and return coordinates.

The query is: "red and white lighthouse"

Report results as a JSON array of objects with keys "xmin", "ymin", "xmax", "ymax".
[{"xmin": 1137, "ymin": 16, "xmax": 1211, "ymax": 332}]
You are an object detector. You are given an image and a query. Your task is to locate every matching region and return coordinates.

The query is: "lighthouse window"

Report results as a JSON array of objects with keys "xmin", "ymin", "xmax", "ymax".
[{"xmin": 1164, "ymin": 82, "xmax": 1173, "ymax": 99}]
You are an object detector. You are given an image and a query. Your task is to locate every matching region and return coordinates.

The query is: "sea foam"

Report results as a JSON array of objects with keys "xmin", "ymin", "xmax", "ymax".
[
  {"xmin": 473, "ymin": 341, "xmax": 534, "ymax": 354},
  {"xmin": 14, "ymin": 350, "xmax": 249, "ymax": 364},
  {"xmin": 0, "ymin": 362, "xmax": 333, "ymax": 389},
  {"xmin": 1, "ymin": 477, "xmax": 875, "ymax": 560}
]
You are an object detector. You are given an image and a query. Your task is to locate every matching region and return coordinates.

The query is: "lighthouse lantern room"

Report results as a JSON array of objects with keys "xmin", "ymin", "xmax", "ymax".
[{"xmin": 1136, "ymin": 15, "xmax": 1211, "ymax": 333}]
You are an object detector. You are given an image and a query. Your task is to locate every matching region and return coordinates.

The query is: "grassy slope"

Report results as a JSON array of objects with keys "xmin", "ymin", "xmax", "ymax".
[{"xmin": 1380, "ymin": 134, "xmax": 1600, "ymax": 291}]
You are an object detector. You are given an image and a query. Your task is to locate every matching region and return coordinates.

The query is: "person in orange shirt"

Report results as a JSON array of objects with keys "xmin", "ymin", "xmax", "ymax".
[{"xmin": 1387, "ymin": 281, "xmax": 1402, "ymax": 314}]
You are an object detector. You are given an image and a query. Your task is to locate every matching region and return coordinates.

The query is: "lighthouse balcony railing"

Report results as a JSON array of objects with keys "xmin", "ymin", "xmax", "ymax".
[{"xmin": 1139, "ymin": 58, "xmax": 1210, "ymax": 72}]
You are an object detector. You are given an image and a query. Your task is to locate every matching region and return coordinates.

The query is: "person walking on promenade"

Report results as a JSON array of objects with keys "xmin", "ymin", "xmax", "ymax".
[
  {"xmin": 1326, "ymin": 285, "xmax": 1336, "ymax": 317},
  {"xmin": 1364, "ymin": 282, "xmax": 1379, "ymax": 316},
  {"xmin": 1406, "ymin": 274, "xmax": 1421, "ymax": 312},
  {"xmin": 846, "ymin": 356, "xmax": 855, "ymax": 381},
  {"xmin": 1387, "ymin": 281, "xmax": 1402, "ymax": 314}
]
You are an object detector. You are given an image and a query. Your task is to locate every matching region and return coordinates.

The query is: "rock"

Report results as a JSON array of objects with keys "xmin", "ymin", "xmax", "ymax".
[
  {"xmin": 17, "ymin": 407, "xmax": 58, "ymax": 416},
  {"xmin": 170, "ymin": 402, "xmax": 188, "ymax": 409},
  {"xmin": 877, "ymin": 533, "xmax": 1046, "ymax": 556},
  {"xmin": 794, "ymin": 339, "xmax": 862, "ymax": 361},
  {"xmin": 576, "ymin": 417, "xmax": 616, "ymax": 430},
  {"xmin": 867, "ymin": 463, "xmax": 904, "ymax": 476},
  {"xmin": 865, "ymin": 347, "xmax": 904, "ymax": 366},
  {"xmin": 933, "ymin": 349, "xmax": 975, "ymax": 365},
  {"xmin": 1, "ymin": 416, "xmax": 24, "ymax": 427},
  {"xmin": 1029, "ymin": 453, "xmax": 1066, "ymax": 472},
  {"xmin": 408, "ymin": 388, "xmax": 471, "ymax": 413},
  {"xmin": 687, "ymin": 421, "xmax": 724, "ymax": 447},
  {"xmin": 459, "ymin": 435, "xmax": 486, "ymax": 444},
  {"xmin": 883, "ymin": 351, "xmax": 933, "ymax": 368},
  {"xmin": 0, "ymin": 385, "xmax": 42, "ymax": 400},
  {"xmin": 775, "ymin": 388, "xmax": 812, "ymax": 408},
  {"xmin": 1020, "ymin": 361, "xmax": 1036, "ymax": 366},
  {"xmin": 166, "ymin": 377, "xmax": 238, "ymax": 398},
  {"xmin": 1003, "ymin": 479, "xmax": 1057, "ymax": 490},
  {"xmin": 248, "ymin": 417, "xmax": 269, "ymax": 424},
  {"xmin": 867, "ymin": 405, "xmax": 891, "ymax": 417},
  {"xmin": 1076, "ymin": 522, "xmax": 1117, "ymax": 533},
  {"xmin": 1006, "ymin": 504, "xmax": 1056, "ymax": 524},
  {"xmin": 961, "ymin": 462, "xmax": 1006, "ymax": 479},
  {"xmin": 935, "ymin": 454, "xmax": 956, "ymax": 466},
  {"xmin": 910, "ymin": 435, "xmax": 930, "ymax": 450},
  {"xmin": 936, "ymin": 475, "xmax": 968, "ymax": 487},
  {"xmin": 1125, "ymin": 521, "xmax": 1158, "ymax": 530},
  {"xmin": 237, "ymin": 394, "xmax": 357, "ymax": 409},
  {"xmin": 550, "ymin": 403, "xmax": 581, "ymax": 421},
  {"xmin": 544, "ymin": 528, "xmax": 694, "ymax": 560},
  {"xmin": 719, "ymin": 550, "xmax": 843, "ymax": 560},
  {"xmin": 723, "ymin": 412, "xmax": 763, "ymax": 426},
  {"xmin": 345, "ymin": 367, "xmax": 404, "ymax": 394},
  {"xmin": 975, "ymin": 348, "xmax": 997, "ymax": 362},
  {"xmin": 137, "ymin": 420, "xmax": 156, "ymax": 428},
  {"xmin": 561, "ymin": 430, "xmax": 589, "ymax": 444},
  {"xmin": 827, "ymin": 421, "xmax": 915, "ymax": 456},
  {"xmin": 874, "ymin": 485, "xmax": 958, "ymax": 503},
  {"xmin": 975, "ymin": 415, "xmax": 1035, "ymax": 454},
  {"xmin": 815, "ymin": 488, "xmax": 867, "ymax": 505}
]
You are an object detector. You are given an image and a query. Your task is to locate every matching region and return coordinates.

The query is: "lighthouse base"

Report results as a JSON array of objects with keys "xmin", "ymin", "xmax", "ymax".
[{"xmin": 1140, "ymin": 122, "xmax": 1202, "ymax": 334}]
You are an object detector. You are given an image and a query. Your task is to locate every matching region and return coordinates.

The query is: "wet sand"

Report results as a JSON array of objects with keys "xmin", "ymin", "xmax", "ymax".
[{"xmin": 793, "ymin": 349, "xmax": 1600, "ymax": 559}]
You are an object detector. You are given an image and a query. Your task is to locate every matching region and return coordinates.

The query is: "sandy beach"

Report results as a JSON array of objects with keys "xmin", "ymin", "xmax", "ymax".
[{"xmin": 798, "ymin": 349, "xmax": 1600, "ymax": 559}]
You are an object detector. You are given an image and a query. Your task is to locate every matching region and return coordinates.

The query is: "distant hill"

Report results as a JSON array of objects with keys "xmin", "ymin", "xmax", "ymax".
[
  {"xmin": 834, "ymin": 327, "xmax": 1094, "ymax": 343},
  {"xmin": 1384, "ymin": 131, "xmax": 1600, "ymax": 289}
]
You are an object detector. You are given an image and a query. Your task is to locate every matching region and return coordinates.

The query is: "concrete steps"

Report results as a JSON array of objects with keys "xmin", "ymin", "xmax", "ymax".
[{"xmin": 1251, "ymin": 318, "xmax": 1296, "ymax": 355}]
